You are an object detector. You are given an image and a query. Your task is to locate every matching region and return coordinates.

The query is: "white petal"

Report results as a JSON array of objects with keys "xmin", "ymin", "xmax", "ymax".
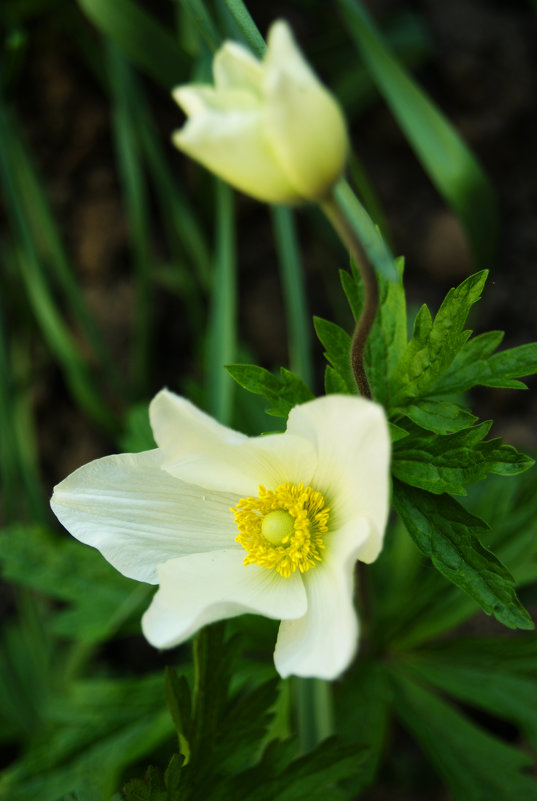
[
  {"xmin": 273, "ymin": 518, "xmax": 370, "ymax": 679},
  {"xmin": 150, "ymin": 389, "xmax": 246, "ymax": 459},
  {"xmin": 172, "ymin": 105, "xmax": 299, "ymax": 203},
  {"xmin": 151, "ymin": 389, "xmax": 317, "ymax": 497},
  {"xmin": 142, "ymin": 549, "xmax": 307, "ymax": 647},
  {"xmin": 263, "ymin": 20, "xmax": 348, "ymax": 200},
  {"xmin": 213, "ymin": 41, "xmax": 263, "ymax": 94},
  {"xmin": 286, "ymin": 395, "xmax": 391, "ymax": 562},
  {"xmin": 173, "ymin": 85, "xmax": 259, "ymax": 115},
  {"xmin": 50, "ymin": 449, "xmax": 239, "ymax": 584}
]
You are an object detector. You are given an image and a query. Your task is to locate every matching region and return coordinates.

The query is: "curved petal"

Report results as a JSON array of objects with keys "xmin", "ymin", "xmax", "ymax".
[
  {"xmin": 214, "ymin": 41, "xmax": 263, "ymax": 94},
  {"xmin": 273, "ymin": 518, "xmax": 370, "ymax": 679},
  {"xmin": 286, "ymin": 395, "xmax": 391, "ymax": 562},
  {"xmin": 50, "ymin": 449, "xmax": 239, "ymax": 584},
  {"xmin": 150, "ymin": 389, "xmax": 246, "ymax": 460},
  {"xmin": 151, "ymin": 391, "xmax": 317, "ymax": 497},
  {"xmin": 263, "ymin": 21, "xmax": 348, "ymax": 200},
  {"xmin": 142, "ymin": 549, "xmax": 307, "ymax": 647},
  {"xmin": 172, "ymin": 106, "xmax": 299, "ymax": 204}
]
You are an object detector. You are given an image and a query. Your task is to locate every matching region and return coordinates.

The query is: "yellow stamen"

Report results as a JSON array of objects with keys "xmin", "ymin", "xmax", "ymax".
[{"xmin": 231, "ymin": 482, "xmax": 330, "ymax": 578}]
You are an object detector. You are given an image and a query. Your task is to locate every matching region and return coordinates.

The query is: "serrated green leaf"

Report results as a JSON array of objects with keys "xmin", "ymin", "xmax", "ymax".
[
  {"xmin": 401, "ymin": 399, "xmax": 477, "ymax": 434},
  {"xmin": 393, "ymin": 481, "xmax": 533, "ymax": 630},
  {"xmin": 314, "ymin": 317, "xmax": 354, "ymax": 393},
  {"xmin": 390, "ymin": 271, "xmax": 488, "ymax": 406},
  {"xmin": 226, "ymin": 364, "xmax": 314, "ymax": 418},
  {"xmin": 393, "ymin": 423, "xmax": 534, "ymax": 495},
  {"xmin": 392, "ymin": 672, "xmax": 537, "ymax": 801},
  {"xmin": 434, "ymin": 338, "xmax": 537, "ymax": 395}
]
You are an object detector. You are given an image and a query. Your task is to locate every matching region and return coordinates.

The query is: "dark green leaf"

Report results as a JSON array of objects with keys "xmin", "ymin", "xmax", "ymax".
[
  {"xmin": 123, "ymin": 766, "xmax": 168, "ymax": 801},
  {"xmin": 393, "ymin": 481, "xmax": 533, "ymax": 630},
  {"xmin": 392, "ymin": 672, "xmax": 537, "ymax": 801},
  {"xmin": 404, "ymin": 641, "xmax": 537, "ymax": 749},
  {"xmin": 390, "ymin": 271, "xmax": 488, "ymax": 406},
  {"xmin": 226, "ymin": 364, "xmax": 314, "ymax": 417},
  {"xmin": 434, "ymin": 338, "xmax": 537, "ymax": 395},
  {"xmin": 393, "ymin": 422, "xmax": 534, "ymax": 495},
  {"xmin": 401, "ymin": 399, "xmax": 477, "ymax": 434},
  {"xmin": 165, "ymin": 667, "xmax": 192, "ymax": 763}
]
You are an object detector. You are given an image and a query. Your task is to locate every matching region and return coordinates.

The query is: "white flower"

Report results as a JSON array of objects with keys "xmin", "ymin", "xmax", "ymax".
[
  {"xmin": 172, "ymin": 20, "xmax": 348, "ymax": 204},
  {"xmin": 50, "ymin": 391, "xmax": 390, "ymax": 679}
]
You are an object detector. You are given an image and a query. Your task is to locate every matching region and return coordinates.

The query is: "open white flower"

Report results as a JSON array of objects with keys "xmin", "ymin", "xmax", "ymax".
[
  {"xmin": 50, "ymin": 391, "xmax": 390, "ymax": 679},
  {"xmin": 172, "ymin": 20, "xmax": 348, "ymax": 204}
]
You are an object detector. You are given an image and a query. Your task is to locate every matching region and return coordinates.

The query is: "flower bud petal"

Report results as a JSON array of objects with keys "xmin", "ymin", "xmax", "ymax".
[{"xmin": 264, "ymin": 21, "xmax": 348, "ymax": 200}]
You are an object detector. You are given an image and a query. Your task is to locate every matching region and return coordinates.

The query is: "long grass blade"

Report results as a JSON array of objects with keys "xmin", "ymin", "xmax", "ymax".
[{"xmin": 337, "ymin": 0, "xmax": 498, "ymax": 267}]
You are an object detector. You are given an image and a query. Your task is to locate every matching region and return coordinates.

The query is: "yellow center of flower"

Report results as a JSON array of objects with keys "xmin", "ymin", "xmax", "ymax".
[{"xmin": 231, "ymin": 482, "xmax": 330, "ymax": 578}]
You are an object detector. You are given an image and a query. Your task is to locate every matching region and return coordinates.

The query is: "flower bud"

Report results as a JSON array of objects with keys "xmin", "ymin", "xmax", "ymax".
[{"xmin": 172, "ymin": 20, "xmax": 348, "ymax": 204}]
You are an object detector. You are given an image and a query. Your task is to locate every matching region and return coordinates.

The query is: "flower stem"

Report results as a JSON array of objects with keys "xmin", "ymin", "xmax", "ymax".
[
  {"xmin": 320, "ymin": 189, "xmax": 379, "ymax": 399},
  {"xmin": 295, "ymin": 677, "xmax": 334, "ymax": 753}
]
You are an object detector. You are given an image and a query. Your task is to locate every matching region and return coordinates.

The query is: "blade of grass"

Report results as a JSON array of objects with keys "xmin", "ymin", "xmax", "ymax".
[
  {"xmin": 222, "ymin": 0, "xmax": 265, "ymax": 56},
  {"xmin": 108, "ymin": 45, "xmax": 153, "ymax": 397},
  {"xmin": 0, "ymin": 99, "xmax": 124, "ymax": 399},
  {"xmin": 0, "ymin": 302, "xmax": 19, "ymax": 522},
  {"xmin": 179, "ymin": 0, "xmax": 221, "ymax": 53},
  {"xmin": 337, "ymin": 0, "xmax": 498, "ymax": 267},
  {"xmin": 14, "ymin": 245, "xmax": 116, "ymax": 432},
  {"xmin": 271, "ymin": 207, "xmax": 313, "ymax": 387},
  {"xmin": 77, "ymin": 0, "xmax": 188, "ymax": 88},
  {"xmin": 206, "ymin": 180, "xmax": 236, "ymax": 424}
]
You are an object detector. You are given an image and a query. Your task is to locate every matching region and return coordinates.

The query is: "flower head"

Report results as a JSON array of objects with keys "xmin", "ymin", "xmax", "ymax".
[
  {"xmin": 172, "ymin": 20, "xmax": 348, "ymax": 204},
  {"xmin": 50, "ymin": 391, "xmax": 390, "ymax": 679}
]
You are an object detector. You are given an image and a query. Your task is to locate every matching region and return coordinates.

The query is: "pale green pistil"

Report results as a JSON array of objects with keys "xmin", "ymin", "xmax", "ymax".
[{"xmin": 261, "ymin": 510, "xmax": 295, "ymax": 545}]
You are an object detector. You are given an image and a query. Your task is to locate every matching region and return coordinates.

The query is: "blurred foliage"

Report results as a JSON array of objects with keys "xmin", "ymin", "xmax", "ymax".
[{"xmin": 1, "ymin": 1, "xmax": 536, "ymax": 800}]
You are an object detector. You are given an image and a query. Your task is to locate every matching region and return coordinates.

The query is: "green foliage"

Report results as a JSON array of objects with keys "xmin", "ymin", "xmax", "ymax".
[
  {"xmin": 0, "ymin": 525, "xmax": 150, "ymax": 643},
  {"xmin": 391, "ymin": 671, "xmax": 537, "ymax": 801},
  {"xmin": 393, "ymin": 421, "xmax": 533, "ymax": 496},
  {"xmin": 123, "ymin": 627, "xmax": 362, "ymax": 801},
  {"xmin": 226, "ymin": 365, "xmax": 314, "ymax": 418},
  {"xmin": 392, "ymin": 481, "xmax": 533, "ymax": 631}
]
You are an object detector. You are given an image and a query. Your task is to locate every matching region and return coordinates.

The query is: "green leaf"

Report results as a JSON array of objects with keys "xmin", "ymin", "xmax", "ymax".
[
  {"xmin": 392, "ymin": 672, "xmax": 537, "ymax": 801},
  {"xmin": 223, "ymin": 736, "xmax": 363, "ymax": 801},
  {"xmin": 314, "ymin": 317, "xmax": 354, "ymax": 394},
  {"xmin": 434, "ymin": 337, "xmax": 537, "ymax": 395},
  {"xmin": 393, "ymin": 422, "xmax": 534, "ymax": 496},
  {"xmin": 390, "ymin": 270, "xmax": 488, "ymax": 406},
  {"xmin": 165, "ymin": 667, "xmax": 192, "ymax": 764},
  {"xmin": 392, "ymin": 481, "xmax": 533, "ymax": 630},
  {"xmin": 122, "ymin": 766, "xmax": 168, "ymax": 801},
  {"xmin": 324, "ymin": 365, "xmax": 350, "ymax": 395},
  {"xmin": 401, "ymin": 399, "xmax": 477, "ymax": 434},
  {"xmin": 226, "ymin": 364, "xmax": 314, "ymax": 418},
  {"xmin": 403, "ymin": 639, "xmax": 537, "ymax": 750},
  {"xmin": 77, "ymin": 0, "xmax": 187, "ymax": 88},
  {"xmin": 0, "ymin": 525, "xmax": 150, "ymax": 643},
  {"xmin": 337, "ymin": 0, "xmax": 498, "ymax": 266}
]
